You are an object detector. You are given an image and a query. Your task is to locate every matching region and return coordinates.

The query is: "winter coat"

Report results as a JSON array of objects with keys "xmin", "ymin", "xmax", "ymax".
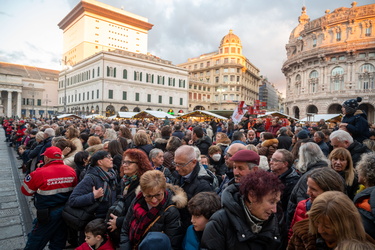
[
  {"xmin": 279, "ymin": 167, "xmax": 300, "ymax": 214},
  {"xmin": 341, "ymin": 110, "xmax": 370, "ymax": 143},
  {"xmin": 337, "ymin": 171, "xmax": 359, "ymax": 200},
  {"xmin": 286, "ymin": 161, "xmax": 328, "ymax": 228},
  {"xmin": 172, "ymin": 130, "xmax": 185, "ymax": 140},
  {"xmin": 70, "ymin": 137, "xmax": 83, "ymax": 152},
  {"xmin": 135, "ymin": 144, "xmax": 154, "ymax": 156},
  {"xmin": 201, "ymin": 184, "xmax": 282, "ymax": 250},
  {"xmin": 38, "ymin": 136, "xmax": 52, "ymax": 162},
  {"xmin": 288, "ymin": 198, "xmax": 311, "ymax": 240},
  {"xmin": 86, "ymin": 144, "xmax": 104, "ymax": 155},
  {"xmin": 253, "ymin": 123, "xmax": 265, "ymax": 138},
  {"xmin": 277, "ymin": 134, "xmax": 292, "ymax": 150},
  {"xmin": 347, "ymin": 141, "xmax": 371, "ymax": 167},
  {"xmin": 257, "ymin": 138, "xmax": 278, "ymax": 162},
  {"xmin": 76, "ymin": 237, "xmax": 115, "ymax": 250},
  {"xmin": 194, "ymin": 136, "xmax": 212, "ymax": 156},
  {"xmin": 354, "ymin": 186, "xmax": 375, "ymax": 239},
  {"xmin": 316, "ymin": 141, "xmax": 329, "ymax": 157},
  {"xmin": 120, "ymin": 184, "xmax": 188, "ymax": 250},
  {"xmin": 182, "ymin": 225, "xmax": 202, "ymax": 250},
  {"xmin": 164, "ymin": 150, "xmax": 176, "ymax": 173},
  {"xmin": 268, "ymin": 124, "xmax": 282, "ymax": 137},
  {"xmin": 68, "ymin": 166, "xmax": 117, "ymax": 219},
  {"xmin": 154, "ymin": 137, "xmax": 168, "ymax": 152}
]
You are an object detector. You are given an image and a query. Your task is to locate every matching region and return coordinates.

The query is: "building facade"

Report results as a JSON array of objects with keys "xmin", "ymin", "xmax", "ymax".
[
  {"xmin": 58, "ymin": 50, "xmax": 188, "ymax": 116},
  {"xmin": 259, "ymin": 77, "xmax": 279, "ymax": 111},
  {"xmin": 58, "ymin": 0, "xmax": 153, "ymax": 66},
  {"xmin": 282, "ymin": 2, "xmax": 375, "ymax": 122},
  {"xmin": 0, "ymin": 62, "xmax": 59, "ymax": 118},
  {"xmin": 178, "ymin": 30, "xmax": 261, "ymax": 111}
]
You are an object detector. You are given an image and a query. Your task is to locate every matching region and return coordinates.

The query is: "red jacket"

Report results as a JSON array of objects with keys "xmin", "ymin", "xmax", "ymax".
[
  {"xmin": 16, "ymin": 125, "xmax": 26, "ymax": 142},
  {"xmin": 21, "ymin": 160, "xmax": 77, "ymax": 209},
  {"xmin": 75, "ymin": 237, "xmax": 115, "ymax": 250},
  {"xmin": 288, "ymin": 198, "xmax": 311, "ymax": 240}
]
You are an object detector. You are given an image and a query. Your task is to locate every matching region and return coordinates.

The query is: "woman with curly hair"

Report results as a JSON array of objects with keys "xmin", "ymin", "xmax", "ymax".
[
  {"xmin": 106, "ymin": 149, "xmax": 153, "ymax": 246},
  {"xmin": 354, "ymin": 152, "xmax": 375, "ymax": 239}
]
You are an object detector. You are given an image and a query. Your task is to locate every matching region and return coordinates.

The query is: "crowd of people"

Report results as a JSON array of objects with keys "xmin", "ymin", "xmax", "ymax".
[{"xmin": 2, "ymin": 97, "xmax": 375, "ymax": 250}]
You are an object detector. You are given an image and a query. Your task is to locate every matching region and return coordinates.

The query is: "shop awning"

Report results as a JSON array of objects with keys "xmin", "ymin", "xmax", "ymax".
[
  {"xmin": 178, "ymin": 110, "xmax": 228, "ymax": 121},
  {"xmin": 132, "ymin": 110, "xmax": 176, "ymax": 119},
  {"xmin": 300, "ymin": 114, "xmax": 342, "ymax": 123}
]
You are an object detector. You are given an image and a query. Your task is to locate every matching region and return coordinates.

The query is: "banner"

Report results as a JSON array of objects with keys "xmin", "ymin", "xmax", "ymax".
[{"xmin": 232, "ymin": 101, "xmax": 247, "ymax": 124}]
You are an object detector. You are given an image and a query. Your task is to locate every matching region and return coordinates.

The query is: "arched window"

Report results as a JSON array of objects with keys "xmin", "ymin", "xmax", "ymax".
[
  {"xmin": 331, "ymin": 67, "xmax": 344, "ymax": 91},
  {"xmin": 123, "ymin": 69, "xmax": 127, "ymax": 79},
  {"xmin": 358, "ymin": 63, "xmax": 375, "ymax": 90},
  {"xmin": 309, "ymin": 70, "xmax": 319, "ymax": 93}
]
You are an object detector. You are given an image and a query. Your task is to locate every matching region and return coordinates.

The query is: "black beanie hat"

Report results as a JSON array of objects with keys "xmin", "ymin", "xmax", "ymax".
[{"xmin": 342, "ymin": 97, "xmax": 362, "ymax": 115}]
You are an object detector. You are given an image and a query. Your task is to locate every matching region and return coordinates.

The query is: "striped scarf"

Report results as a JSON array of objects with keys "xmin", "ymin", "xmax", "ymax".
[
  {"xmin": 128, "ymin": 192, "xmax": 167, "ymax": 246},
  {"xmin": 94, "ymin": 166, "xmax": 117, "ymax": 202}
]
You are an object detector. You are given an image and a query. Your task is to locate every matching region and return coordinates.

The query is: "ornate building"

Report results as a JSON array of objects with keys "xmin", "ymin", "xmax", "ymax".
[
  {"xmin": 282, "ymin": 2, "xmax": 375, "ymax": 122},
  {"xmin": 0, "ymin": 62, "xmax": 59, "ymax": 118},
  {"xmin": 178, "ymin": 30, "xmax": 261, "ymax": 111}
]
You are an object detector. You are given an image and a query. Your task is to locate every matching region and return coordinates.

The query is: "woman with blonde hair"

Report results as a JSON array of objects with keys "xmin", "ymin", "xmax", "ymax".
[
  {"xmin": 65, "ymin": 127, "xmax": 83, "ymax": 152},
  {"xmin": 120, "ymin": 170, "xmax": 187, "ymax": 249},
  {"xmin": 134, "ymin": 131, "xmax": 154, "ymax": 156},
  {"xmin": 288, "ymin": 191, "xmax": 375, "ymax": 249},
  {"xmin": 328, "ymin": 148, "xmax": 359, "ymax": 199}
]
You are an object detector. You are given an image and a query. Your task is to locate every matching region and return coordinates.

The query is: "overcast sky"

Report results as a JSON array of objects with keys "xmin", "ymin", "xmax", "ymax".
[{"xmin": 1, "ymin": 0, "xmax": 373, "ymax": 95}]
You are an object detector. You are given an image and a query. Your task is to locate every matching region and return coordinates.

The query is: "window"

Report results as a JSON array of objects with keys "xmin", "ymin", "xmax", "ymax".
[
  {"xmin": 79, "ymin": 93, "xmax": 81, "ymax": 101},
  {"xmin": 92, "ymin": 69, "xmax": 95, "ymax": 78},
  {"xmin": 92, "ymin": 90, "xmax": 94, "ymax": 100},
  {"xmin": 336, "ymin": 32, "xmax": 341, "ymax": 41},
  {"xmin": 180, "ymin": 98, "xmax": 183, "ymax": 105},
  {"xmin": 97, "ymin": 89, "xmax": 99, "ymax": 99},
  {"xmin": 146, "ymin": 73, "xmax": 154, "ymax": 83},
  {"xmin": 108, "ymin": 90, "xmax": 113, "ymax": 99},
  {"xmin": 158, "ymin": 95, "xmax": 162, "ymax": 103},
  {"xmin": 147, "ymin": 94, "xmax": 151, "ymax": 102},
  {"xmin": 358, "ymin": 63, "xmax": 375, "ymax": 90},
  {"xmin": 365, "ymin": 27, "xmax": 371, "ymax": 37},
  {"xmin": 134, "ymin": 71, "xmax": 142, "ymax": 81},
  {"xmin": 135, "ymin": 93, "xmax": 140, "ymax": 101},
  {"xmin": 123, "ymin": 69, "xmax": 127, "ymax": 79},
  {"xmin": 309, "ymin": 70, "xmax": 319, "ymax": 93},
  {"xmin": 122, "ymin": 91, "xmax": 127, "ymax": 100},
  {"xmin": 83, "ymin": 92, "xmax": 85, "ymax": 101},
  {"xmin": 169, "ymin": 97, "xmax": 173, "ymax": 105},
  {"xmin": 37, "ymin": 99, "xmax": 41, "ymax": 106},
  {"xmin": 312, "ymin": 38, "xmax": 317, "ymax": 47},
  {"xmin": 87, "ymin": 92, "xmax": 89, "ymax": 100},
  {"xmin": 331, "ymin": 67, "xmax": 344, "ymax": 91}
]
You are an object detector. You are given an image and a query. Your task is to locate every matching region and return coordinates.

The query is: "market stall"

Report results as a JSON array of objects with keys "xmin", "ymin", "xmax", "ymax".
[
  {"xmin": 300, "ymin": 114, "xmax": 342, "ymax": 123},
  {"xmin": 178, "ymin": 110, "xmax": 228, "ymax": 122},
  {"xmin": 132, "ymin": 110, "xmax": 176, "ymax": 119},
  {"xmin": 56, "ymin": 114, "xmax": 82, "ymax": 120}
]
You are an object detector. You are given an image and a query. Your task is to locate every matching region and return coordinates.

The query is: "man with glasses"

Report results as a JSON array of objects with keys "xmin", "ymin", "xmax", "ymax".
[
  {"xmin": 270, "ymin": 149, "xmax": 300, "ymax": 215},
  {"xmin": 173, "ymin": 145, "xmax": 213, "ymax": 230}
]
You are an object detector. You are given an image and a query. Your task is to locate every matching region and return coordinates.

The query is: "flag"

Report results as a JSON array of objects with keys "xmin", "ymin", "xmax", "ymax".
[{"xmin": 232, "ymin": 101, "xmax": 247, "ymax": 124}]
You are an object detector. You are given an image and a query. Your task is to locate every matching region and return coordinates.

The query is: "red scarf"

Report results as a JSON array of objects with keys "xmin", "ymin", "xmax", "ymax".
[{"xmin": 128, "ymin": 191, "xmax": 167, "ymax": 246}]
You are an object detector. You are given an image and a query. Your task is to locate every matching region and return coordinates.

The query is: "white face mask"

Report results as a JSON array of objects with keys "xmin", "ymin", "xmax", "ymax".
[{"xmin": 212, "ymin": 153, "xmax": 221, "ymax": 162}]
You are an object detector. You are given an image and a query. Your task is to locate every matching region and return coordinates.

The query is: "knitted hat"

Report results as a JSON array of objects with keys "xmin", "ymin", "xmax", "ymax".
[
  {"xmin": 297, "ymin": 130, "xmax": 309, "ymax": 139},
  {"xmin": 342, "ymin": 97, "xmax": 362, "ymax": 115}
]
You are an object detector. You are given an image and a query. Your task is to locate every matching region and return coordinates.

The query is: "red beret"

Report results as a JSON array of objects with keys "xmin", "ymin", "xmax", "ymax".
[
  {"xmin": 41, "ymin": 146, "xmax": 62, "ymax": 159},
  {"xmin": 231, "ymin": 149, "xmax": 260, "ymax": 165}
]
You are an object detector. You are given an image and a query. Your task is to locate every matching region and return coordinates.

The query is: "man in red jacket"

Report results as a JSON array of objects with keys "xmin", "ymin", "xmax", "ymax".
[{"xmin": 21, "ymin": 146, "xmax": 77, "ymax": 250}]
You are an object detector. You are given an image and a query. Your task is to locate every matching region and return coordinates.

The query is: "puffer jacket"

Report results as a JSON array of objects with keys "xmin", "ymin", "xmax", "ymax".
[
  {"xmin": 354, "ymin": 186, "xmax": 375, "ymax": 239},
  {"xmin": 194, "ymin": 136, "xmax": 212, "ymax": 156},
  {"xmin": 347, "ymin": 140, "xmax": 371, "ymax": 167},
  {"xmin": 279, "ymin": 167, "xmax": 300, "ymax": 214},
  {"xmin": 257, "ymin": 138, "xmax": 278, "ymax": 162},
  {"xmin": 341, "ymin": 110, "xmax": 370, "ymax": 143},
  {"xmin": 201, "ymin": 184, "xmax": 282, "ymax": 250},
  {"xmin": 68, "ymin": 166, "xmax": 117, "ymax": 219},
  {"xmin": 288, "ymin": 198, "xmax": 311, "ymax": 240},
  {"xmin": 120, "ymin": 184, "xmax": 188, "ymax": 250},
  {"xmin": 286, "ymin": 161, "xmax": 328, "ymax": 229}
]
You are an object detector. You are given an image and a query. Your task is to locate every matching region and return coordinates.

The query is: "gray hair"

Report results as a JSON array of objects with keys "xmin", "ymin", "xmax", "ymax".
[
  {"xmin": 329, "ymin": 130, "xmax": 353, "ymax": 144},
  {"xmin": 104, "ymin": 128, "xmax": 117, "ymax": 140},
  {"xmin": 356, "ymin": 152, "xmax": 375, "ymax": 187},
  {"xmin": 44, "ymin": 128, "xmax": 55, "ymax": 137},
  {"xmin": 175, "ymin": 145, "xmax": 197, "ymax": 161},
  {"xmin": 149, "ymin": 148, "xmax": 163, "ymax": 160},
  {"xmin": 296, "ymin": 142, "xmax": 328, "ymax": 173},
  {"xmin": 191, "ymin": 146, "xmax": 201, "ymax": 161}
]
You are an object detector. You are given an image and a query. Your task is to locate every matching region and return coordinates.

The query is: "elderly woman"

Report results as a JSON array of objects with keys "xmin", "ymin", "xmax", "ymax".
[
  {"xmin": 149, "ymin": 148, "xmax": 174, "ymax": 183},
  {"xmin": 354, "ymin": 152, "xmax": 375, "ymax": 239},
  {"xmin": 65, "ymin": 127, "xmax": 83, "ymax": 152},
  {"xmin": 163, "ymin": 136, "xmax": 181, "ymax": 174},
  {"xmin": 68, "ymin": 150, "xmax": 117, "ymax": 219},
  {"xmin": 120, "ymin": 170, "xmax": 187, "ymax": 249},
  {"xmin": 201, "ymin": 170, "xmax": 284, "ymax": 249},
  {"xmin": 289, "ymin": 191, "xmax": 375, "ymax": 249},
  {"xmin": 106, "ymin": 149, "xmax": 153, "ymax": 246},
  {"xmin": 104, "ymin": 128, "xmax": 117, "ymax": 141},
  {"xmin": 288, "ymin": 168, "xmax": 345, "ymax": 240},
  {"xmin": 329, "ymin": 148, "xmax": 359, "ymax": 199}
]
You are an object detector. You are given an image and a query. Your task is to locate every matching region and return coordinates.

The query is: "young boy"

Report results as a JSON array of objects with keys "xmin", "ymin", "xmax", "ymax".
[
  {"xmin": 182, "ymin": 192, "xmax": 221, "ymax": 250},
  {"xmin": 76, "ymin": 218, "xmax": 115, "ymax": 250}
]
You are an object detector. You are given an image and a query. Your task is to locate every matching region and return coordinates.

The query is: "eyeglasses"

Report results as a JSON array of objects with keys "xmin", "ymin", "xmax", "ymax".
[
  {"xmin": 172, "ymin": 159, "xmax": 193, "ymax": 168},
  {"xmin": 104, "ymin": 155, "xmax": 112, "ymax": 159},
  {"xmin": 270, "ymin": 158, "xmax": 284, "ymax": 163},
  {"xmin": 144, "ymin": 192, "xmax": 164, "ymax": 200},
  {"xmin": 225, "ymin": 152, "xmax": 233, "ymax": 158},
  {"xmin": 122, "ymin": 160, "xmax": 138, "ymax": 165}
]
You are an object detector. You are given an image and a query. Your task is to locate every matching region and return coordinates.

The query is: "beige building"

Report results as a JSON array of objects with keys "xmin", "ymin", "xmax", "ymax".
[
  {"xmin": 0, "ymin": 62, "xmax": 59, "ymax": 118},
  {"xmin": 178, "ymin": 30, "xmax": 261, "ymax": 111},
  {"xmin": 58, "ymin": 0, "xmax": 153, "ymax": 66},
  {"xmin": 58, "ymin": 49, "xmax": 188, "ymax": 116},
  {"xmin": 282, "ymin": 2, "xmax": 375, "ymax": 122}
]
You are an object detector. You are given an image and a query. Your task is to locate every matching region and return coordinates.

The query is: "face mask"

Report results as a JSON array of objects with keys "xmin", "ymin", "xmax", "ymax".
[
  {"xmin": 202, "ymin": 164, "xmax": 208, "ymax": 169},
  {"xmin": 212, "ymin": 153, "xmax": 221, "ymax": 162}
]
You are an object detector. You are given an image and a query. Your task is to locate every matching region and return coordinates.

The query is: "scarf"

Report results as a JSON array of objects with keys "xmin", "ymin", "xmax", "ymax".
[
  {"xmin": 122, "ymin": 174, "xmax": 138, "ymax": 196},
  {"xmin": 128, "ymin": 191, "xmax": 167, "ymax": 246},
  {"xmin": 93, "ymin": 166, "xmax": 117, "ymax": 202},
  {"xmin": 241, "ymin": 197, "xmax": 266, "ymax": 234}
]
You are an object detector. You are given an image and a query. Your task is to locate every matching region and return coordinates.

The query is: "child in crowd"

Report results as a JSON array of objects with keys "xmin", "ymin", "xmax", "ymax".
[
  {"xmin": 76, "ymin": 218, "xmax": 115, "ymax": 250},
  {"xmin": 182, "ymin": 192, "xmax": 221, "ymax": 250}
]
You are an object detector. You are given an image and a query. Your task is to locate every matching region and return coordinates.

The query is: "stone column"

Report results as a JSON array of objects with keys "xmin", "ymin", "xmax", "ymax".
[
  {"xmin": 16, "ymin": 91, "xmax": 22, "ymax": 118},
  {"xmin": 7, "ymin": 91, "xmax": 12, "ymax": 117}
]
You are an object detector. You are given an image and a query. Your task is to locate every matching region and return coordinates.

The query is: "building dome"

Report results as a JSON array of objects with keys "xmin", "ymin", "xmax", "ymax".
[{"xmin": 220, "ymin": 29, "xmax": 241, "ymax": 46}]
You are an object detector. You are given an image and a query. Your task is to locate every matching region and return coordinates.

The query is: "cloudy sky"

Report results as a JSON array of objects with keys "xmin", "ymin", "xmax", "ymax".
[{"xmin": 1, "ymin": 0, "xmax": 373, "ymax": 95}]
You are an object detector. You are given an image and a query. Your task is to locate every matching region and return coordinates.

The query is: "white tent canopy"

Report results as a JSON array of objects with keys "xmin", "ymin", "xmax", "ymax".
[
  {"xmin": 133, "ymin": 110, "xmax": 176, "ymax": 119},
  {"xmin": 117, "ymin": 112, "xmax": 139, "ymax": 118},
  {"xmin": 259, "ymin": 111, "xmax": 299, "ymax": 121},
  {"xmin": 56, "ymin": 114, "xmax": 81, "ymax": 119},
  {"xmin": 300, "ymin": 114, "xmax": 342, "ymax": 122},
  {"xmin": 85, "ymin": 114, "xmax": 101, "ymax": 119},
  {"xmin": 179, "ymin": 110, "xmax": 228, "ymax": 120}
]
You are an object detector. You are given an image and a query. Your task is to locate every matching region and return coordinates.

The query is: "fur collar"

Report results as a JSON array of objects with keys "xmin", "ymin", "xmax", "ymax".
[{"xmin": 261, "ymin": 138, "xmax": 279, "ymax": 147}]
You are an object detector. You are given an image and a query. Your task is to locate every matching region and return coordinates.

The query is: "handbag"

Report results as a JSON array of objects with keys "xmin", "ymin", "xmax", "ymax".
[{"xmin": 62, "ymin": 201, "xmax": 100, "ymax": 231}]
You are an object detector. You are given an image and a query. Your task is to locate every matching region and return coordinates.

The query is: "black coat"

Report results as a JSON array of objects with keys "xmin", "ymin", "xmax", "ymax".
[
  {"xmin": 342, "ymin": 110, "xmax": 370, "ymax": 143},
  {"xmin": 194, "ymin": 136, "xmax": 212, "ymax": 156},
  {"xmin": 279, "ymin": 167, "xmax": 300, "ymax": 215},
  {"xmin": 277, "ymin": 135, "xmax": 292, "ymax": 150},
  {"xmin": 347, "ymin": 141, "xmax": 371, "ymax": 167},
  {"xmin": 353, "ymin": 186, "xmax": 375, "ymax": 239},
  {"xmin": 201, "ymin": 184, "xmax": 282, "ymax": 250}
]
